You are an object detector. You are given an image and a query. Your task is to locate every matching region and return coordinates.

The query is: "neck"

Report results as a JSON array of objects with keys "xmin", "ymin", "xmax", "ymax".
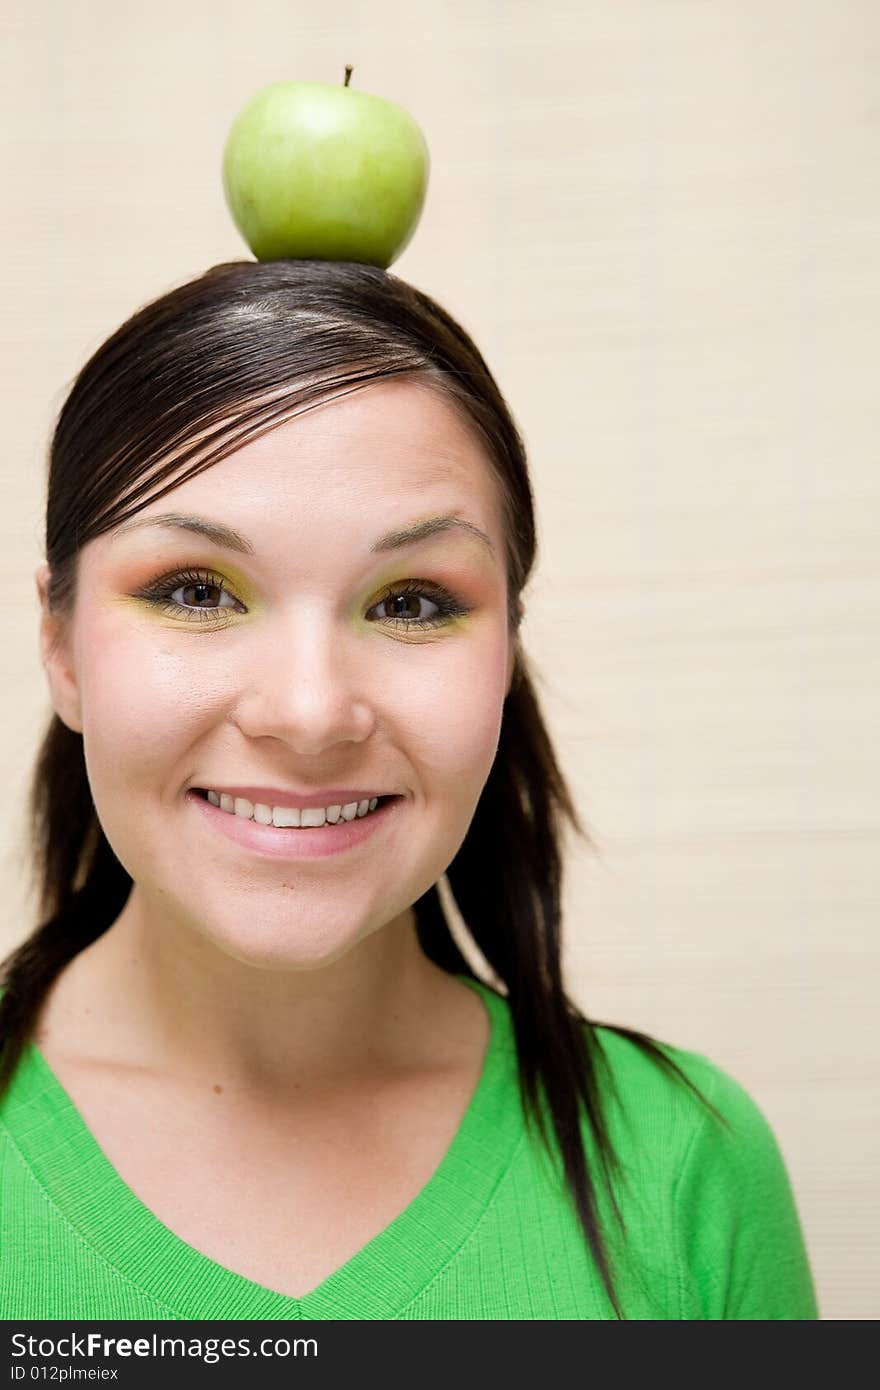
[{"xmin": 35, "ymin": 888, "xmax": 459, "ymax": 1098}]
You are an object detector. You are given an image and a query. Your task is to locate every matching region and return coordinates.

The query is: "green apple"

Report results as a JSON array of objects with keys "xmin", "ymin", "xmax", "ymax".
[{"xmin": 222, "ymin": 67, "xmax": 430, "ymax": 267}]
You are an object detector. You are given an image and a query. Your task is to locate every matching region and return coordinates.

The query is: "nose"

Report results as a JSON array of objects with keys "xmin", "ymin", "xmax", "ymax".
[{"xmin": 230, "ymin": 605, "xmax": 376, "ymax": 753}]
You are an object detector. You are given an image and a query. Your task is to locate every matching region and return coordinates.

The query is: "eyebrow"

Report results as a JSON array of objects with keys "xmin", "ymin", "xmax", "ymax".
[{"xmin": 112, "ymin": 511, "xmax": 496, "ymax": 559}]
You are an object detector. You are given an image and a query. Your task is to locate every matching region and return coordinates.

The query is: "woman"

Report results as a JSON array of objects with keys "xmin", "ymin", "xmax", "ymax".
[{"xmin": 0, "ymin": 259, "xmax": 817, "ymax": 1320}]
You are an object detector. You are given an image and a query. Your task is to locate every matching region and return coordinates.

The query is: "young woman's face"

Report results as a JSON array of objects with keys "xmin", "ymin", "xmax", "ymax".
[{"xmin": 39, "ymin": 378, "xmax": 516, "ymax": 970}]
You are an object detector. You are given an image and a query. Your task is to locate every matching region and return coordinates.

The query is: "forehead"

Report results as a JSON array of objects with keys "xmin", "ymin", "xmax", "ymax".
[
  {"xmin": 86, "ymin": 378, "xmax": 509, "ymax": 589},
  {"xmin": 142, "ymin": 377, "xmax": 500, "ymax": 520}
]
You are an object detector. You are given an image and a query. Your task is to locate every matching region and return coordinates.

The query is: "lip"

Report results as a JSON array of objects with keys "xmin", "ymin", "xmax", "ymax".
[
  {"xmin": 192, "ymin": 785, "xmax": 394, "ymax": 809},
  {"xmin": 186, "ymin": 788, "xmax": 404, "ymax": 861}
]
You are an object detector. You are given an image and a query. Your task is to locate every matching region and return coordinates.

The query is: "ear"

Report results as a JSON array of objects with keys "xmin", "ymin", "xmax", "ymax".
[{"xmin": 35, "ymin": 563, "xmax": 83, "ymax": 734}]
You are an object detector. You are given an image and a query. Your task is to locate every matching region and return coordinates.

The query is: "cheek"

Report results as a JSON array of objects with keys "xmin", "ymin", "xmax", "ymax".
[
  {"xmin": 73, "ymin": 611, "xmax": 213, "ymax": 793},
  {"xmin": 73, "ymin": 604, "xmax": 511, "ymax": 805},
  {"xmin": 389, "ymin": 622, "xmax": 510, "ymax": 798}
]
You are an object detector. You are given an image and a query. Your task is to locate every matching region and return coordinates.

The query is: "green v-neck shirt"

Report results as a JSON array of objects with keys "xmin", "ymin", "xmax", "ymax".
[{"xmin": 0, "ymin": 974, "xmax": 817, "ymax": 1319}]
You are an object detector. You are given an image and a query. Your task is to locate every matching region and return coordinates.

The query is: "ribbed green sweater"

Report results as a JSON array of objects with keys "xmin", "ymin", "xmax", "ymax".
[{"xmin": 0, "ymin": 974, "xmax": 817, "ymax": 1319}]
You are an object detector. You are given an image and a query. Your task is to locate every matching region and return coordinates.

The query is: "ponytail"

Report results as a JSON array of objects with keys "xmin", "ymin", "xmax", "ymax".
[{"xmin": 0, "ymin": 717, "xmax": 131, "ymax": 1093}]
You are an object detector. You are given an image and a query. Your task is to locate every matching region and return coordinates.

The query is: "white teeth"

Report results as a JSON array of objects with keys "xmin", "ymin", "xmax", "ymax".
[{"xmin": 204, "ymin": 791, "xmax": 385, "ymax": 828}]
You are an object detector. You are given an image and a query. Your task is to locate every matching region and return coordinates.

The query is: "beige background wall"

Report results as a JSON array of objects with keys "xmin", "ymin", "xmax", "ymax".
[{"xmin": 2, "ymin": 0, "xmax": 876, "ymax": 1319}]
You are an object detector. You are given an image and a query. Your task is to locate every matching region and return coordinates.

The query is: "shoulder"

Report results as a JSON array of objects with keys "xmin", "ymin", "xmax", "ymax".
[
  {"xmin": 585, "ymin": 1022, "xmax": 818, "ymax": 1318},
  {"xmin": 587, "ymin": 1020, "xmax": 795, "ymax": 1208},
  {"xmin": 590, "ymin": 1021, "xmax": 774, "ymax": 1150}
]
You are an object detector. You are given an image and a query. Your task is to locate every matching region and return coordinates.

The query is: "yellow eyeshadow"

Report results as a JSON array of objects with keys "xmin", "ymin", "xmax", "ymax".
[
  {"xmin": 131, "ymin": 561, "xmax": 259, "ymax": 604},
  {"xmin": 116, "ymin": 553, "xmax": 481, "ymax": 634},
  {"xmin": 190, "ymin": 560, "xmax": 258, "ymax": 605}
]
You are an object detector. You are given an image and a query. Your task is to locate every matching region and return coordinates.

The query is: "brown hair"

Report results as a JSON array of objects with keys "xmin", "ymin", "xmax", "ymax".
[{"xmin": 1, "ymin": 259, "xmax": 719, "ymax": 1318}]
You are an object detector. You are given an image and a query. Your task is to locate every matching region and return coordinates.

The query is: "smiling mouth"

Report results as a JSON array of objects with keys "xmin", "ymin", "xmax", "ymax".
[{"xmin": 190, "ymin": 788, "xmax": 400, "ymax": 828}]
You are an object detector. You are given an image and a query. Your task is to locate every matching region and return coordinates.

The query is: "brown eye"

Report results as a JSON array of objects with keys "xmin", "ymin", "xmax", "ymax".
[
  {"xmin": 375, "ymin": 592, "xmax": 440, "ymax": 622},
  {"xmin": 368, "ymin": 582, "xmax": 471, "ymax": 630},
  {"xmin": 172, "ymin": 581, "xmax": 235, "ymax": 610},
  {"xmin": 133, "ymin": 567, "xmax": 245, "ymax": 622},
  {"xmin": 134, "ymin": 569, "xmax": 473, "ymax": 631}
]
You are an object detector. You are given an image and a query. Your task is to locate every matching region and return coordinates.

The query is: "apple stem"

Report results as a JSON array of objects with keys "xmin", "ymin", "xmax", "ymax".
[{"xmin": 344, "ymin": 64, "xmax": 353, "ymax": 87}]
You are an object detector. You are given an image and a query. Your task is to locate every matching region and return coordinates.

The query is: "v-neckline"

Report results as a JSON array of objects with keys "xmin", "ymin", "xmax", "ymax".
[{"xmin": 2, "ymin": 973, "xmax": 524, "ymax": 1319}]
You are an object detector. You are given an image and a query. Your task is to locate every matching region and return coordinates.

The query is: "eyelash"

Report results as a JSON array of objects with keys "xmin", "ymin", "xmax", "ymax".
[{"xmin": 131, "ymin": 566, "xmax": 473, "ymax": 632}]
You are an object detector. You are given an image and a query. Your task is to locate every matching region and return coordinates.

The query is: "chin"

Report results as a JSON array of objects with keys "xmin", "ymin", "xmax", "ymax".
[{"xmin": 185, "ymin": 904, "xmax": 379, "ymax": 973}]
